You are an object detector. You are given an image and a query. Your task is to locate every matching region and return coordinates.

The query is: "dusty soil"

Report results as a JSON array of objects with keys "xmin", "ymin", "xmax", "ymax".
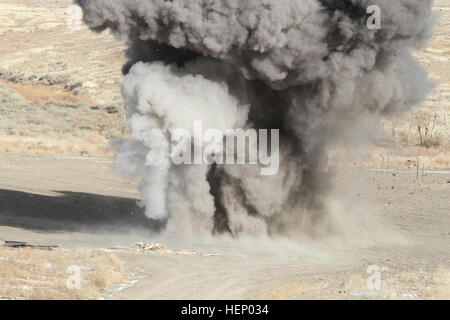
[{"xmin": 0, "ymin": 154, "xmax": 448, "ymax": 299}]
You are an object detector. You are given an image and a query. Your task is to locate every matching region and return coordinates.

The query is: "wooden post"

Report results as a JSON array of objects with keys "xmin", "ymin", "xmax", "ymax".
[
  {"xmin": 422, "ymin": 162, "xmax": 425, "ymax": 180},
  {"xmin": 416, "ymin": 159, "xmax": 419, "ymax": 180}
]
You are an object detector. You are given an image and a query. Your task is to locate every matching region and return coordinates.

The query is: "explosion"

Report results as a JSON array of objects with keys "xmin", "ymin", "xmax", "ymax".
[{"xmin": 76, "ymin": 0, "xmax": 435, "ymax": 236}]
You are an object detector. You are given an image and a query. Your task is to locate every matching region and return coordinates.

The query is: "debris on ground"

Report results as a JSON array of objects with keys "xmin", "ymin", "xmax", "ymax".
[
  {"xmin": 2, "ymin": 241, "xmax": 59, "ymax": 250},
  {"xmin": 135, "ymin": 242, "xmax": 220, "ymax": 257},
  {"xmin": 136, "ymin": 242, "xmax": 165, "ymax": 252}
]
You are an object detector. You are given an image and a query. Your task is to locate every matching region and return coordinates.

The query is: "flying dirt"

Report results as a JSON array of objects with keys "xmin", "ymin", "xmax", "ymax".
[{"xmin": 75, "ymin": 0, "xmax": 435, "ymax": 237}]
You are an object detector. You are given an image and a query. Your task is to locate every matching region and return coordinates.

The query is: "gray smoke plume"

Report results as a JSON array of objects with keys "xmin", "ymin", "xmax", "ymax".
[{"xmin": 76, "ymin": 0, "xmax": 435, "ymax": 237}]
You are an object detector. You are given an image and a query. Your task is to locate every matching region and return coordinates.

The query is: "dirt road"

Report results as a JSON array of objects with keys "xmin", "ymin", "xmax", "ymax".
[{"xmin": 0, "ymin": 153, "xmax": 448, "ymax": 299}]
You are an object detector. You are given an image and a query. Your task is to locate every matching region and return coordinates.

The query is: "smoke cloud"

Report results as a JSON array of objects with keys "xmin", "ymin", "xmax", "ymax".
[{"xmin": 76, "ymin": 0, "xmax": 435, "ymax": 237}]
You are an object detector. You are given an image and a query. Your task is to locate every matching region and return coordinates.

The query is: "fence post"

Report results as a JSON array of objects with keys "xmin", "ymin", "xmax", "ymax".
[
  {"xmin": 416, "ymin": 158, "xmax": 419, "ymax": 180},
  {"xmin": 422, "ymin": 162, "xmax": 425, "ymax": 180}
]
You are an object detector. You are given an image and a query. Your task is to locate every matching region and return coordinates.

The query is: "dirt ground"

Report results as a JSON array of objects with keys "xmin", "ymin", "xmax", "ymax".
[
  {"xmin": 0, "ymin": 154, "xmax": 448, "ymax": 299},
  {"xmin": 0, "ymin": 0, "xmax": 449, "ymax": 300}
]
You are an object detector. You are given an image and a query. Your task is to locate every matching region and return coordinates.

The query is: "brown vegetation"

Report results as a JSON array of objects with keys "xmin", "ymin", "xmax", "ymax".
[{"xmin": 0, "ymin": 246, "xmax": 127, "ymax": 300}]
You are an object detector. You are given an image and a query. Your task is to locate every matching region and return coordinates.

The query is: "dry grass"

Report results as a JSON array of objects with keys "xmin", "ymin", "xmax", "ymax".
[
  {"xmin": 262, "ymin": 266, "xmax": 450, "ymax": 300},
  {"xmin": 0, "ymin": 134, "xmax": 114, "ymax": 157},
  {"xmin": 0, "ymin": 1, "xmax": 126, "ymax": 106},
  {"xmin": 422, "ymin": 267, "xmax": 450, "ymax": 299},
  {"xmin": 260, "ymin": 282, "xmax": 313, "ymax": 300},
  {"xmin": 328, "ymin": 146, "xmax": 450, "ymax": 170},
  {"xmin": 0, "ymin": 246, "xmax": 127, "ymax": 300},
  {"xmin": 343, "ymin": 267, "xmax": 450, "ymax": 300},
  {"xmin": 2, "ymin": 81, "xmax": 94, "ymax": 105},
  {"xmin": 0, "ymin": 81, "xmax": 125, "ymax": 157}
]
